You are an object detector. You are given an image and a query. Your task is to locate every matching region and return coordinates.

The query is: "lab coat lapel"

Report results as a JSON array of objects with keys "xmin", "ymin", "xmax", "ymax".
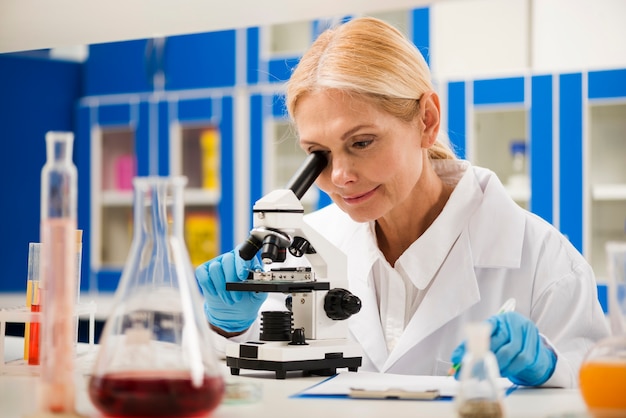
[
  {"xmin": 346, "ymin": 224, "xmax": 389, "ymax": 371},
  {"xmin": 382, "ymin": 231, "xmax": 480, "ymax": 370}
]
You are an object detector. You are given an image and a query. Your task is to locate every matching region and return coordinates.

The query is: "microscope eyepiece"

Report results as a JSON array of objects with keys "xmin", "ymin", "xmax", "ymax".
[{"xmin": 285, "ymin": 151, "xmax": 327, "ymax": 200}]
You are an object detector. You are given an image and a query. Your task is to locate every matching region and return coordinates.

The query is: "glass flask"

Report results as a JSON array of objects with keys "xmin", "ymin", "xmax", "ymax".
[
  {"xmin": 579, "ymin": 241, "xmax": 626, "ymax": 417},
  {"xmin": 39, "ymin": 131, "xmax": 79, "ymax": 414},
  {"xmin": 89, "ymin": 176, "xmax": 224, "ymax": 418},
  {"xmin": 454, "ymin": 322, "xmax": 505, "ymax": 418}
]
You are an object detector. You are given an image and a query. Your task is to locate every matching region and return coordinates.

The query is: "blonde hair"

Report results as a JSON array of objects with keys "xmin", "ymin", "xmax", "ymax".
[{"xmin": 286, "ymin": 17, "xmax": 456, "ymax": 160}]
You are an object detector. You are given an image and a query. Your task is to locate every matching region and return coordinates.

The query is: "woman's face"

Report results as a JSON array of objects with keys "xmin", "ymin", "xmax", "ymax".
[{"xmin": 294, "ymin": 89, "xmax": 428, "ymax": 223}]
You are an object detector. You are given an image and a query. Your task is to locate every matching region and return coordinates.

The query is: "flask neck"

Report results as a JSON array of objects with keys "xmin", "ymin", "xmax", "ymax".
[
  {"xmin": 41, "ymin": 132, "xmax": 77, "ymax": 220},
  {"xmin": 133, "ymin": 177, "xmax": 188, "ymax": 241},
  {"xmin": 466, "ymin": 322, "xmax": 490, "ymax": 354},
  {"xmin": 45, "ymin": 132, "xmax": 74, "ymax": 165}
]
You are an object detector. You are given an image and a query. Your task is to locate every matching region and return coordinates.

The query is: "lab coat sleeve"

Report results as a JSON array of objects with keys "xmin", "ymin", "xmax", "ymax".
[{"xmin": 529, "ymin": 243, "xmax": 611, "ymax": 388}]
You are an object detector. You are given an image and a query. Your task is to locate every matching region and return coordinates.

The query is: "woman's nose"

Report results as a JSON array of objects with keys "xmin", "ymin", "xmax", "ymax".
[{"xmin": 330, "ymin": 155, "xmax": 355, "ymax": 186}]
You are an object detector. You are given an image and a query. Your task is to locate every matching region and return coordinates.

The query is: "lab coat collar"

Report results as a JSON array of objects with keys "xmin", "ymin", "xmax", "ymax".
[
  {"xmin": 395, "ymin": 160, "xmax": 482, "ymax": 290},
  {"xmin": 468, "ymin": 167, "xmax": 526, "ymax": 268}
]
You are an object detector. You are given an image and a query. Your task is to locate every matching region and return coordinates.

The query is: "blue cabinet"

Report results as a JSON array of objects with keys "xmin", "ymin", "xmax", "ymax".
[
  {"xmin": 85, "ymin": 40, "xmax": 152, "ymax": 95},
  {"xmin": 165, "ymin": 30, "xmax": 237, "ymax": 90},
  {"xmin": 446, "ymin": 68, "xmax": 626, "ymax": 286},
  {"xmin": 0, "ymin": 55, "xmax": 82, "ymax": 292},
  {"xmin": 77, "ymin": 28, "xmax": 244, "ymax": 292},
  {"xmin": 85, "ymin": 30, "xmax": 238, "ymax": 97},
  {"xmin": 76, "ymin": 93, "xmax": 236, "ymax": 292}
]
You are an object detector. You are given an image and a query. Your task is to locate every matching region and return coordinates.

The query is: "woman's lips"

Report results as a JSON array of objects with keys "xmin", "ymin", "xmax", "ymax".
[{"xmin": 342, "ymin": 187, "xmax": 377, "ymax": 205}]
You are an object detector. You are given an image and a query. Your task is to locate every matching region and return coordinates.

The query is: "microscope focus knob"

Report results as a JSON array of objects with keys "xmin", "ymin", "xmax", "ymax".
[
  {"xmin": 324, "ymin": 288, "xmax": 362, "ymax": 320},
  {"xmin": 289, "ymin": 236, "xmax": 315, "ymax": 257}
]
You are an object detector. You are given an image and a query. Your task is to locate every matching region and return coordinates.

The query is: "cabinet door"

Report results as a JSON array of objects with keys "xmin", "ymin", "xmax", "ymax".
[
  {"xmin": 449, "ymin": 77, "xmax": 532, "ymax": 208},
  {"xmin": 250, "ymin": 93, "xmax": 325, "ymax": 214},
  {"xmin": 0, "ymin": 55, "xmax": 81, "ymax": 292},
  {"xmin": 164, "ymin": 31, "xmax": 237, "ymax": 90},
  {"xmin": 169, "ymin": 98, "xmax": 221, "ymax": 266},
  {"xmin": 586, "ymin": 69, "xmax": 626, "ymax": 280},
  {"xmin": 77, "ymin": 101, "xmax": 144, "ymax": 292},
  {"xmin": 166, "ymin": 96, "xmax": 235, "ymax": 266},
  {"xmin": 85, "ymin": 40, "xmax": 152, "ymax": 95}
]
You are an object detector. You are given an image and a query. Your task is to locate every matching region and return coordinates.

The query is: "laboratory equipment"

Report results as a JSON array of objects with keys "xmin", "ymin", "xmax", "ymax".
[
  {"xmin": 38, "ymin": 131, "xmax": 79, "ymax": 414},
  {"xmin": 24, "ymin": 242, "xmax": 41, "ymax": 364},
  {"xmin": 88, "ymin": 176, "xmax": 224, "ymax": 418},
  {"xmin": 579, "ymin": 241, "xmax": 626, "ymax": 417},
  {"xmin": 506, "ymin": 139, "xmax": 529, "ymax": 198},
  {"xmin": 224, "ymin": 152, "xmax": 363, "ymax": 379},
  {"xmin": 454, "ymin": 322, "xmax": 505, "ymax": 418}
]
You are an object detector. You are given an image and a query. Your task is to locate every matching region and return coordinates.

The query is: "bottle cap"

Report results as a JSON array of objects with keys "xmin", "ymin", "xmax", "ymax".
[{"xmin": 510, "ymin": 139, "xmax": 526, "ymax": 155}]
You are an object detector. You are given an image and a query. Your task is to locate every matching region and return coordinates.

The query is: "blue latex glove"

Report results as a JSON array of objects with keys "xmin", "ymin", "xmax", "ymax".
[
  {"xmin": 450, "ymin": 312, "xmax": 557, "ymax": 386},
  {"xmin": 195, "ymin": 246, "xmax": 267, "ymax": 333}
]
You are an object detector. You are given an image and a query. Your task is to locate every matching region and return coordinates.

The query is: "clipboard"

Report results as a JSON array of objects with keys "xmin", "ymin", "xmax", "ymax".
[
  {"xmin": 292, "ymin": 371, "xmax": 516, "ymax": 401},
  {"xmin": 349, "ymin": 387, "xmax": 441, "ymax": 400}
]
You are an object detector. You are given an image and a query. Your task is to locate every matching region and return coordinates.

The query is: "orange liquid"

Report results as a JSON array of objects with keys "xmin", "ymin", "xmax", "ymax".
[
  {"xmin": 28, "ymin": 304, "xmax": 40, "ymax": 365},
  {"xmin": 579, "ymin": 360, "xmax": 626, "ymax": 412}
]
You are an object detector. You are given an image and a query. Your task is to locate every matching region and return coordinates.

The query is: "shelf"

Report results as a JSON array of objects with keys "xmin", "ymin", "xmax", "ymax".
[
  {"xmin": 184, "ymin": 188, "xmax": 221, "ymax": 206},
  {"xmin": 101, "ymin": 190, "xmax": 133, "ymax": 206},
  {"xmin": 101, "ymin": 188, "xmax": 220, "ymax": 206},
  {"xmin": 591, "ymin": 184, "xmax": 626, "ymax": 200}
]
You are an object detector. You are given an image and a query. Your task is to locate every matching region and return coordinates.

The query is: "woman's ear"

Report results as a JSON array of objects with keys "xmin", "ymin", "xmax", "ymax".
[{"xmin": 419, "ymin": 91, "xmax": 441, "ymax": 148}]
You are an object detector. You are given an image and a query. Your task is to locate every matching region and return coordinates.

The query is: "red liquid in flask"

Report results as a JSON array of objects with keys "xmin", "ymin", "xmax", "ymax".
[{"xmin": 89, "ymin": 370, "xmax": 224, "ymax": 417}]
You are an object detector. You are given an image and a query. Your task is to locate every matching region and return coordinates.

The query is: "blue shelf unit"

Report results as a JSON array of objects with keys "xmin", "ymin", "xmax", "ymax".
[{"xmin": 447, "ymin": 69, "xmax": 626, "ymax": 314}]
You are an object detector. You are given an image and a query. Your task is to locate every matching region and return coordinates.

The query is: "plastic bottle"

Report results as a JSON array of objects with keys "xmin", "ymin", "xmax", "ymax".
[
  {"xmin": 455, "ymin": 322, "xmax": 505, "ymax": 418},
  {"xmin": 506, "ymin": 139, "xmax": 529, "ymax": 196}
]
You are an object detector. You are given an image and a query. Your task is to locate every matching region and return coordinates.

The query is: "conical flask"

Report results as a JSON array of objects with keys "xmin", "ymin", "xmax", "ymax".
[
  {"xmin": 88, "ymin": 176, "xmax": 224, "ymax": 417},
  {"xmin": 454, "ymin": 322, "xmax": 505, "ymax": 418}
]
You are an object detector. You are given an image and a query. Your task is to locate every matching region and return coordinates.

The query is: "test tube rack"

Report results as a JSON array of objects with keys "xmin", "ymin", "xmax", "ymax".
[{"xmin": 0, "ymin": 300, "xmax": 97, "ymax": 376}]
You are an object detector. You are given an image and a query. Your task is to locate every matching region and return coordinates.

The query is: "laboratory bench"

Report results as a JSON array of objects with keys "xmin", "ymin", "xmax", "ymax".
[{"xmin": 0, "ymin": 335, "xmax": 593, "ymax": 418}]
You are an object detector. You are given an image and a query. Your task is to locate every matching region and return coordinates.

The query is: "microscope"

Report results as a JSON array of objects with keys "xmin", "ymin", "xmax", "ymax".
[{"xmin": 225, "ymin": 152, "xmax": 363, "ymax": 379}]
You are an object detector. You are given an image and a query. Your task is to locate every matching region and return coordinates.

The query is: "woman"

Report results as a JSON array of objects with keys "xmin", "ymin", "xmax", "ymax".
[{"xmin": 196, "ymin": 17, "xmax": 609, "ymax": 388}]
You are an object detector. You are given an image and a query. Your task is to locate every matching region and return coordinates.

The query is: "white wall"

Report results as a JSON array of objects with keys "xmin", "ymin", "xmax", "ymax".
[
  {"xmin": 430, "ymin": 0, "xmax": 530, "ymax": 80},
  {"xmin": 430, "ymin": 0, "xmax": 626, "ymax": 80},
  {"xmin": 532, "ymin": 0, "xmax": 626, "ymax": 73}
]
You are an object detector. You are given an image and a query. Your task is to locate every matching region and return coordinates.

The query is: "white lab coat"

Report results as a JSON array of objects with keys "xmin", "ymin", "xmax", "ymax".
[{"xmin": 235, "ymin": 160, "xmax": 610, "ymax": 388}]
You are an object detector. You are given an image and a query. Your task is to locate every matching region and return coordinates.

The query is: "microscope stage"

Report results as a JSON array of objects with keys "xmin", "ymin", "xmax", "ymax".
[{"xmin": 225, "ymin": 339, "xmax": 362, "ymax": 379}]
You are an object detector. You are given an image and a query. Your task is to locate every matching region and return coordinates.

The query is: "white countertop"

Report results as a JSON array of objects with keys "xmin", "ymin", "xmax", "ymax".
[{"xmin": 1, "ymin": 336, "xmax": 593, "ymax": 418}]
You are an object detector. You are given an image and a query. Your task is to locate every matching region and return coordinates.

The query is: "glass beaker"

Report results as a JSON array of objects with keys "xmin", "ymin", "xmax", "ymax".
[
  {"xmin": 89, "ymin": 176, "xmax": 224, "ymax": 417},
  {"xmin": 579, "ymin": 242, "xmax": 626, "ymax": 417},
  {"xmin": 454, "ymin": 322, "xmax": 505, "ymax": 418}
]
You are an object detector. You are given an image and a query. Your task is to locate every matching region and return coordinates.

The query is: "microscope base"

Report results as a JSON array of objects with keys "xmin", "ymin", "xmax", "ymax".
[{"xmin": 225, "ymin": 339, "xmax": 362, "ymax": 379}]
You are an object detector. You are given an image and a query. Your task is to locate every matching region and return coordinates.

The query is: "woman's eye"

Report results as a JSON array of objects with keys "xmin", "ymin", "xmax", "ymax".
[{"xmin": 353, "ymin": 139, "xmax": 373, "ymax": 149}]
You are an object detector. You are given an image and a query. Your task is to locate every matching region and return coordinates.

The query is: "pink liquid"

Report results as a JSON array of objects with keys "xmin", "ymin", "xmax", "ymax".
[
  {"xmin": 88, "ymin": 370, "xmax": 225, "ymax": 417},
  {"xmin": 39, "ymin": 217, "xmax": 77, "ymax": 412}
]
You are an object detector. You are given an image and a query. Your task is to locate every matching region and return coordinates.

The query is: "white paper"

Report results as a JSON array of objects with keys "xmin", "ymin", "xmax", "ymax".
[{"xmin": 294, "ymin": 371, "xmax": 515, "ymax": 399}]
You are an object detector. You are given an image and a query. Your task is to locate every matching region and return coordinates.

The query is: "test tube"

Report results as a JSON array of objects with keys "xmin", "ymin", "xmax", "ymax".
[
  {"xmin": 75, "ymin": 230, "xmax": 83, "ymax": 303},
  {"xmin": 24, "ymin": 242, "xmax": 41, "ymax": 363},
  {"xmin": 74, "ymin": 230, "xmax": 83, "ymax": 349}
]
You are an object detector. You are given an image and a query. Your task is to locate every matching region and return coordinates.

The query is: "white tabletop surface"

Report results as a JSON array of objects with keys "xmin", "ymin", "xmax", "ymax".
[{"xmin": 0, "ymin": 335, "xmax": 594, "ymax": 418}]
